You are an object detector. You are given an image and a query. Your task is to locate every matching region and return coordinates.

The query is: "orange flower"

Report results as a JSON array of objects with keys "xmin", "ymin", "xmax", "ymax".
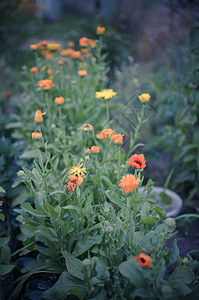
[
  {"xmin": 81, "ymin": 48, "xmax": 89, "ymax": 53},
  {"xmin": 54, "ymin": 97, "xmax": 64, "ymax": 105},
  {"xmin": 45, "ymin": 53, "xmax": 53, "ymax": 60},
  {"xmin": 127, "ymin": 154, "xmax": 146, "ymax": 169},
  {"xmin": 68, "ymin": 41, "xmax": 75, "ymax": 47},
  {"xmin": 34, "ymin": 110, "xmax": 46, "ymax": 123},
  {"xmin": 78, "ymin": 70, "xmax": 87, "ymax": 77},
  {"xmin": 79, "ymin": 37, "xmax": 89, "ymax": 47},
  {"xmin": 96, "ymin": 26, "xmax": 106, "ymax": 35},
  {"xmin": 111, "ymin": 134, "xmax": 124, "ymax": 144},
  {"xmin": 134, "ymin": 253, "xmax": 152, "ymax": 268},
  {"xmin": 71, "ymin": 51, "xmax": 82, "ymax": 59},
  {"xmin": 58, "ymin": 60, "xmax": 64, "ymax": 65},
  {"xmin": 96, "ymin": 128, "xmax": 116, "ymax": 139},
  {"xmin": 46, "ymin": 68, "xmax": 52, "ymax": 75},
  {"xmin": 118, "ymin": 174, "xmax": 141, "ymax": 194},
  {"xmin": 85, "ymin": 148, "xmax": 90, "ymax": 153},
  {"xmin": 5, "ymin": 92, "xmax": 13, "ymax": 98},
  {"xmin": 66, "ymin": 75, "xmax": 71, "ymax": 79},
  {"xmin": 30, "ymin": 44, "xmax": 38, "ymax": 51},
  {"xmin": 30, "ymin": 67, "xmax": 37, "ymax": 73},
  {"xmin": 88, "ymin": 39, "xmax": 96, "ymax": 48},
  {"xmin": 65, "ymin": 175, "xmax": 84, "ymax": 191},
  {"xmin": 38, "ymin": 79, "xmax": 55, "ymax": 90},
  {"xmin": 32, "ymin": 132, "xmax": 42, "ymax": 140},
  {"xmin": 61, "ymin": 48, "xmax": 74, "ymax": 56},
  {"xmin": 37, "ymin": 40, "xmax": 50, "ymax": 49},
  {"xmin": 91, "ymin": 146, "xmax": 100, "ymax": 153},
  {"xmin": 47, "ymin": 43, "xmax": 61, "ymax": 51}
]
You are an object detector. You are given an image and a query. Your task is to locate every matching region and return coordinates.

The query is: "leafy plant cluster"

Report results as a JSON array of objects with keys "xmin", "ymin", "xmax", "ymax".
[{"xmin": 1, "ymin": 28, "xmax": 199, "ymax": 300}]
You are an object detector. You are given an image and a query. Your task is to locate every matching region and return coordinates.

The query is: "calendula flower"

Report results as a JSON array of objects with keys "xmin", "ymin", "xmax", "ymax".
[
  {"xmin": 68, "ymin": 41, "xmax": 75, "ymax": 47},
  {"xmin": 127, "ymin": 154, "xmax": 146, "ymax": 169},
  {"xmin": 79, "ymin": 37, "xmax": 89, "ymax": 47},
  {"xmin": 78, "ymin": 123, "xmax": 94, "ymax": 135},
  {"xmin": 65, "ymin": 175, "xmax": 84, "ymax": 191},
  {"xmin": 138, "ymin": 93, "xmax": 150, "ymax": 103},
  {"xmin": 79, "ymin": 62, "xmax": 86, "ymax": 68},
  {"xmin": 37, "ymin": 40, "xmax": 50, "ymax": 49},
  {"xmin": 96, "ymin": 26, "xmax": 106, "ymax": 35},
  {"xmin": 91, "ymin": 146, "xmax": 100, "ymax": 153},
  {"xmin": 71, "ymin": 51, "xmax": 82, "ymax": 59},
  {"xmin": 111, "ymin": 134, "xmax": 124, "ymax": 144},
  {"xmin": 81, "ymin": 48, "xmax": 89, "ymax": 53},
  {"xmin": 46, "ymin": 68, "xmax": 52, "ymax": 75},
  {"xmin": 69, "ymin": 163, "xmax": 87, "ymax": 176},
  {"xmin": 96, "ymin": 128, "xmax": 116, "ymax": 139},
  {"xmin": 95, "ymin": 89, "xmax": 117, "ymax": 100},
  {"xmin": 118, "ymin": 174, "xmax": 141, "ymax": 194},
  {"xmin": 5, "ymin": 93, "xmax": 13, "ymax": 98},
  {"xmin": 61, "ymin": 48, "xmax": 74, "ymax": 56},
  {"xmin": 45, "ymin": 53, "xmax": 53, "ymax": 60},
  {"xmin": 85, "ymin": 148, "xmax": 90, "ymax": 153},
  {"xmin": 30, "ymin": 67, "xmax": 37, "ymax": 73},
  {"xmin": 54, "ymin": 97, "xmax": 64, "ymax": 105},
  {"xmin": 58, "ymin": 60, "xmax": 64, "ymax": 65},
  {"xmin": 47, "ymin": 43, "xmax": 61, "ymax": 51},
  {"xmin": 30, "ymin": 44, "xmax": 38, "ymax": 51},
  {"xmin": 34, "ymin": 110, "xmax": 46, "ymax": 123},
  {"xmin": 38, "ymin": 79, "xmax": 55, "ymax": 90},
  {"xmin": 134, "ymin": 253, "xmax": 152, "ymax": 268},
  {"xmin": 32, "ymin": 132, "xmax": 42, "ymax": 140},
  {"xmin": 78, "ymin": 70, "xmax": 87, "ymax": 77},
  {"xmin": 88, "ymin": 39, "xmax": 96, "ymax": 48}
]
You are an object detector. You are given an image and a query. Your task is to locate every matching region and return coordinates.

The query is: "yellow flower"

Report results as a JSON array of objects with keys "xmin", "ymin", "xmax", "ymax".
[
  {"xmin": 138, "ymin": 93, "xmax": 150, "ymax": 103},
  {"xmin": 34, "ymin": 110, "xmax": 46, "ymax": 123},
  {"xmin": 69, "ymin": 163, "xmax": 87, "ymax": 176},
  {"xmin": 47, "ymin": 43, "xmax": 61, "ymax": 51},
  {"xmin": 95, "ymin": 89, "xmax": 117, "ymax": 100}
]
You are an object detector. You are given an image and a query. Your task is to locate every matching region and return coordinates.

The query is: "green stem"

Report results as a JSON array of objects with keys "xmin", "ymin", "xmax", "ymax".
[
  {"xmin": 126, "ymin": 197, "xmax": 130, "ymax": 250},
  {"xmin": 118, "ymin": 146, "xmax": 121, "ymax": 181},
  {"xmin": 106, "ymin": 101, "xmax": 109, "ymax": 126},
  {"xmin": 59, "ymin": 106, "xmax": 62, "ymax": 130}
]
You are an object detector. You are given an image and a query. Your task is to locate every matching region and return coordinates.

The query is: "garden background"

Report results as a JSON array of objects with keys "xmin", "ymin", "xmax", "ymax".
[{"xmin": 0, "ymin": 0, "xmax": 199, "ymax": 299}]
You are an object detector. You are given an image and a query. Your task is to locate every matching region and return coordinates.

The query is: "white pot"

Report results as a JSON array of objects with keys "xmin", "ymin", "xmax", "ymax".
[{"xmin": 139, "ymin": 186, "xmax": 183, "ymax": 218}]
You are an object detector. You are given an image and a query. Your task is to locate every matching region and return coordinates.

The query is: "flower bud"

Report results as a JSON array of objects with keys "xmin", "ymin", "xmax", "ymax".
[
  {"xmin": 51, "ymin": 124, "xmax": 56, "ymax": 129},
  {"xmin": 161, "ymin": 285, "xmax": 172, "ymax": 295},
  {"xmin": 82, "ymin": 259, "xmax": 91, "ymax": 267},
  {"xmin": 17, "ymin": 170, "xmax": 25, "ymax": 177},
  {"xmin": 165, "ymin": 218, "xmax": 176, "ymax": 227}
]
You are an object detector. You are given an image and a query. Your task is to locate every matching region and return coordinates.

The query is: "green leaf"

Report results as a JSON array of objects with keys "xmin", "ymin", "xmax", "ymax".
[
  {"xmin": 5, "ymin": 122, "xmax": 22, "ymax": 129},
  {"xmin": 20, "ymin": 223, "xmax": 37, "ymax": 237},
  {"xmin": 19, "ymin": 150, "xmax": 37, "ymax": 159},
  {"xmin": 63, "ymin": 251, "xmax": 84, "ymax": 280},
  {"xmin": 43, "ymin": 202, "xmax": 58, "ymax": 219},
  {"xmin": 0, "ymin": 264, "xmax": 15, "ymax": 276},
  {"xmin": 62, "ymin": 205, "xmax": 81, "ymax": 212},
  {"xmin": 0, "ymin": 237, "xmax": 10, "ymax": 247},
  {"xmin": 73, "ymin": 235, "xmax": 102, "ymax": 257},
  {"xmin": 169, "ymin": 267, "xmax": 194, "ymax": 285},
  {"xmin": 0, "ymin": 214, "xmax": 5, "ymax": 221},
  {"xmin": 0, "ymin": 186, "xmax": 6, "ymax": 193},
  {"xmin": 139, "ymin": 216, "xmax": 159, "ymax": 225},
  {"xmin": 105, "ymin": 190, "xmax": 124, "ymax": 208},
  {"xmin": 43, "ymin": 272, "xmax": 85, "ymax": 300},
  {"xmin": 21, "ymin": 203, "xmax": 46, "ymax": 217},
  {"xmin": 119, "ymin": 259, "xmax": 143, "ymax": 287},
  {"xmin": 152, "ymin": 206, "xmax": 167, "ymax": 220}
]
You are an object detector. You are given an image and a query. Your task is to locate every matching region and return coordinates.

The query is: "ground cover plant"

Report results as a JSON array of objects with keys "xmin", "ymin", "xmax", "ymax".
[{"xmin": 0, "ymin": 25, "xmax": 198, "ymax": 300}]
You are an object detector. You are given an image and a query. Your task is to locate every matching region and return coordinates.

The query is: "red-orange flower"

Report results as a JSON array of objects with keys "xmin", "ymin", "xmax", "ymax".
[
  {"xmin": 118, "ymin": 174, "xmax": 141, "ymax": 194},
  {"xmin": 96, "ymin": 26, "xmax": 106, "ymax": 35},
  {"xmin": 78, "ymin": 70, "xmax": 87, "ymax": 77},
  {"xmin": 32, "ymin": 132, "xmax": 42, "ymax": 140},
  {"xmin": 96, "ymin": 128, "xmax": 116, "ymax": 139},
  {"xmin": 91, "ymin": 146, "xmax": 100, "ymax": 154},
  {"xmin": 65, "ymin": 175, "xmax": 84, "ymax": 191},
  {"xmin": 30, "ymin": 67, "xmax": 37, "ymax": 73},
  {"xmin": 71, "ymin": 51, "xmax": 82, "ymax": 59},
  {"xmin": 30, "ymin": 44, "xmax": 38, "ymax": 51},
  {"xmin": 134, "ymin": 253, "xmax": 152, "ymax": 268},
  {"xmin": 68, "ymin": 41, "xmax": 75, "ymax": 47},
  {"xmin": 61, "ymin": 48, "xmax": 74, "ymax": 56},
  {"xmin": 5, "ymin": 93, "xmax": 13, "ymax": 98},
  {"xmin": 38, "ymin": 79, "xmax": 55, "ymax": 90},
  {"xmin": 79, "ymin": 37, "xmax": 89, "ymax": 47},
  {"xmin": 34, "ymin": 110, "xmax": 46, "ymax": 123},
  {"xmin": 88, "ymin": 39, "xmax": 96, "ymax": 48},
  {"xmin": 46, "ymin": 68, "xmax": 52, "ymax": 75},
  {"xmin": 54, "ymin": 97, "xmax": 64, "ymax": 105},
  {"xmin": 111, "ymin": 134, "xmax": 124, "ymax": 144},
  {"xmin": 45, "ymin": 53, "xmax": 53, "ymax": 60},
  {"xmin": 127, "ymin": 154, "xmax": 146, "ymax": 169}
]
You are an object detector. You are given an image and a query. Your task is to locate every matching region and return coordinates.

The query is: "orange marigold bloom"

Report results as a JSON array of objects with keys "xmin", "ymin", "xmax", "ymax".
[
  {"xmin": 32, "ymin": 132, "xmax": 42, "ymax": 140},
  {"xmin": 34, "ymin": 110, "xmax": 46, "ymax": 123},
  {"xmin": 37, "ymin": 40, "xmax": 50, "ymax": 49},
  {"xmin": 79, "ymin": 37, "xmax": 89, "ymax": 47},
  {"xmin": 30, "ymin": 44, "xmax": 38, "ymax": 51},
  {"xmin": 96, "ymin": 128, "xmax": 116, "ymax": 139},
  {"xmin": 45, "ymin": 53, "xmax": 53, "ymax": 60},
  {"xmin": 91, "ymin": 145, "xmax": 100, "ymax": 154},
  {"xmin": 81, "ymin": 48, "xmax": 89, "ymax": 53},
  {"xmin": 61, "ymin": 48, "xmax": 74, "ymax": 56},
  {"xmin": 127, "ymin": 154, "xmax": 146, "ymax": 169},
  {"xmin": 68, "ymin": 41, "xmax": 75, "ymax": 47},
  {"xmin": 88, "ymin": 39, "xmax": 96, "ymax": 48},
  {"xmin": 134, "ymin": 253, "xmax": 152, "ymax": 268},
  {"xmin": 47, "ymin": 43, "xmax": 61, "ymax": 51},
  {"xmin": 111, "ymin": 134, "xmax": 124, "ymax": 144},
  {"xmin": 30, "ymin": 67, "xmax": 37, "ymax": 73},
  {"xmin": 46, "ymin": 68, "xmax": 52, "ymax": 75},
  {"xmin": 118, "ymin": 174, "xmax": 141, "ymax": 194},
  {"xmin": 5, "ymin": 92, "xmax": 13, "ymax": 98},
  {"xmin": 71, "ymin": 51, "xmax": 82, "ymax": 59},
  {"xmin": 78, "ymin": 70, "xmax": 87, "ymax": 77},
  {"xmin": 65, "ymin": 175, "xmax": 84, "ymax": 191},
  {"xmin": 54, "ymin": 97, "xmax": 64, "ymax": 105},
  {"xmin": 96, "ymin": 26, "xmax": 106, "ymax": 35},
  {"xmin": 38, "ymin": 79, "xmax": 55, "ymax": 90}
]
